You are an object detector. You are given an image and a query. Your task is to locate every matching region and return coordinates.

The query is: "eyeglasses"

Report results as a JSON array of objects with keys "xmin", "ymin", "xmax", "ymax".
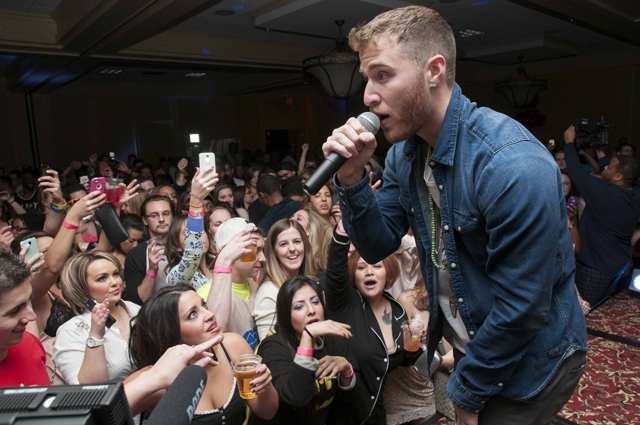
[
  {"xmin": 145, "ymin": 211, "xmax": 172, "ymax": 220},
  {"xmin": 11, "ymin": 225, "xmax": 27, "ymax": 232}
]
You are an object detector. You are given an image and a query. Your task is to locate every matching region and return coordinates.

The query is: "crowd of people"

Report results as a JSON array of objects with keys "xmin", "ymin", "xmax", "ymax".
[{"xmin": 1, "ymin": 5, "xmax": 639, "ymax": 425}]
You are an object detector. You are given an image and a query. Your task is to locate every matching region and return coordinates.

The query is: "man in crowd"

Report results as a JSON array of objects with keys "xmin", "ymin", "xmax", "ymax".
[
  {"xmin": 204, "ymin": 217, "xmax": 264, "ymax": 349},
  {"xmin": 0, "ymin": 250, "xmax": 48, "ymax": 386},
  {"xmin": 124, "ymin": 195, "xmax": 173, "ymax": 305},
  {"xmin": 14, "ymin": 170, "xmax": 39, "ymax": 214},
  {"xmin": 564, "ymin": 125, "xmax": 640, "ymax": 307},
  {"xmin": 276, "ymin": 161, "xmax": 297, "ymax": 182},
  {"xmin": 323, "ymin": 6, "xmax": 587, "ymax": 424},
  {"xmin": 256, "ymin": 174, "xmax": 301, "ymax": 233}
]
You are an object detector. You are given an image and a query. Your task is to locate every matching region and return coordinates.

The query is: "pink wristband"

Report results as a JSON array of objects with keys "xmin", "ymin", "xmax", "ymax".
[
  {"xmin": 341, "ymin": 363, "xmax": 354, "ymax": 379},
  {"xmin": 296, "ymin": 347, "xmax": 313, "ymax": 356},
  {"xmin": 213, "ymin": 266, "xmax": 232, "ymax": 274},
  {"xmin": 62, "ymin": 220, "xmax": 79, "ymax": 230},
  {"xmin": 146, "ymin": 270, "xmax": 157, "ymax": 278},
  {"xmin": 188, "ymin": 209, "xmax": 204, "ymax": 218}
]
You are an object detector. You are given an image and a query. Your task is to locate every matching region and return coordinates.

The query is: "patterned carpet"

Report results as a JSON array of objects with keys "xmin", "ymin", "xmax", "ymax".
[
  {"xmin": 586, "ymin": 290, "xmax": 640, "ymax": 341},
  {"xmin": 428, "ymin": 291, "xmax": 640, "ymax": 425},
  {"xmin": 557, "ymin": 335, "xmax": 640, "ymax": 424}
]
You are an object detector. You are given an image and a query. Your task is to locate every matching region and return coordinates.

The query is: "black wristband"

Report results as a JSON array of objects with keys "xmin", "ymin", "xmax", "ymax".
[{"xmin": 304, "ymin": 327, "xmax": 314, "ymax": 339}]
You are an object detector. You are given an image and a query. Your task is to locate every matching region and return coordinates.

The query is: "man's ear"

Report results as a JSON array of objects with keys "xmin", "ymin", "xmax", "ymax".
[{"xmin": 426, "ymin": 54, "xmax": 447, "ymax": 87}]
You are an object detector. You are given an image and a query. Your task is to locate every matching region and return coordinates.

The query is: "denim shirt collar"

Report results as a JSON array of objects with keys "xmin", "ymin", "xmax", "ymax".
[{"xmin": 401, "ymin": 83, "xmax": 463, "ymax": 166}]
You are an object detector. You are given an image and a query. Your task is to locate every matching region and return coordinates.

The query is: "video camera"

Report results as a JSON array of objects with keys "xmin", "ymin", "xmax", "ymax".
[{"xmin": 575, "ymin": 117, "xmax": 615, "ymax": 151}]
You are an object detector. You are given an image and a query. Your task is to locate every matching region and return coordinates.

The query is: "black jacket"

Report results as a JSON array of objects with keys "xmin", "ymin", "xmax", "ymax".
[{"xmin": 322, "ymin": 229, "xmax": 420, "ymax": 425}]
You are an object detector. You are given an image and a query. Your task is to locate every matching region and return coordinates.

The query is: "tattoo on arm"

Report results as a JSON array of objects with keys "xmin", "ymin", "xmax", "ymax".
[{"xmin": 382, "ymin": 307, "xmax": 392, "ymax": 325}]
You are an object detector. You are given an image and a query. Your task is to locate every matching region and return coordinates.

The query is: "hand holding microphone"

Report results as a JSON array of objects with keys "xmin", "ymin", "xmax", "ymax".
[{"xmin": 305, "ymin": 112, "xmax": 380, "ymax": 195}]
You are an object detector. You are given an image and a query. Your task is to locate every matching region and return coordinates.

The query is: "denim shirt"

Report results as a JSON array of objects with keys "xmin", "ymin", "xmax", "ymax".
[{"xmin": 335, "ymin": 84, "xmax": 587, "ymax": 413}]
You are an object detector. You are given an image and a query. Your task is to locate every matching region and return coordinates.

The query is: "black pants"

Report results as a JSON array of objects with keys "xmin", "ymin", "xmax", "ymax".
[{"xmin": 453, "ymin": 350, "xmax": 587, "ymax": 425}]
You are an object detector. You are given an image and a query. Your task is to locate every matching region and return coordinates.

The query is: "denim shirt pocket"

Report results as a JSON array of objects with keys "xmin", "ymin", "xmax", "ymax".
[{"xmin": 452, "ymin": 210, "xmax": 488, "ymax": 268}]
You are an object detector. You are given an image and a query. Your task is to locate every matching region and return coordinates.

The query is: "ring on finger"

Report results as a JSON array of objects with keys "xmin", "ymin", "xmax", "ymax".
[{"xmin": 191, "ymin": 345, "xmax": 198, "ymax": 356}]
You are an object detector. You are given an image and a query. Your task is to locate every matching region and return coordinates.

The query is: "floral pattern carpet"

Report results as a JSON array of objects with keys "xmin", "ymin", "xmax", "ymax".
[
  {"xmin": 586, "ymin": 290, "xmax": 640, "ymax": 341},
  {"xmin": 431, "ymin": 291, "xmax": 640, "ymax": 425}
]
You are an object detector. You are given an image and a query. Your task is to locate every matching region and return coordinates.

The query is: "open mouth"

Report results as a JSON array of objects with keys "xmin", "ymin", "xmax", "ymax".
[
  {"xmin": 364, "ymin": 279, "xmax": 377, "ymax": 289},
  {"xmin": 13, "ymin": 327, "xmax": 25, "ymax": 334},
  {"xmin": 287, "ymin": 254, "xmax": 299, "ymax": 261},
  {"xmin": 207, "ymin": 321, "xmax": 218, "ymax": 333},
  {"xmin": 307, "ymin": 318, "xmax": 319, "ymax": 325}
]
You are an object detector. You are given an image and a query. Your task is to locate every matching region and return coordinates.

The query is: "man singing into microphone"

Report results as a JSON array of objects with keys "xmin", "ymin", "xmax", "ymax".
[{"xmin": 324, "ymin": 6, "xmax": 587, "ymax": 425}]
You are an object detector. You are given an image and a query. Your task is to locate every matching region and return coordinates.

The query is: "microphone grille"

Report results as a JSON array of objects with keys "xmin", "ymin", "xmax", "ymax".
[{"xmin": 358, "ymin": 112, "xmax": 380, "ymax": 135}]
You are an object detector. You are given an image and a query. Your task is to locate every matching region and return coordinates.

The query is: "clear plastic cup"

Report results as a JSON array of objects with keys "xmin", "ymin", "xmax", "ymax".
[{"xmin": 231, "ymin": 354, "xmax": 262, "ymax": 399}]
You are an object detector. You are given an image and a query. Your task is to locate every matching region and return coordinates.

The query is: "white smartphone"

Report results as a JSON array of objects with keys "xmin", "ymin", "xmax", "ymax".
[{"xmin": 199, "ymin": 152, "xmax": 216, "ymax": 172}]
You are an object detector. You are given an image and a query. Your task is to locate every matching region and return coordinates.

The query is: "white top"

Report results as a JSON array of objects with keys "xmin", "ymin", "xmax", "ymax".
[
  {"xmin": 253, "ymin": 281, "xmax": 279, "ymax": 341},
  {"xmin": 424, "ymin": 151, "xmax": 470, "ymax": 354},
  {"xmin": 53, "ymin": 301, "xmax": 141, "ymax": 385}
]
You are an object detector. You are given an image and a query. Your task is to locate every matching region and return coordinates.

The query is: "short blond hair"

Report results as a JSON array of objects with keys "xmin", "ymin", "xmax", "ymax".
[
  {"xmin": 349, "ymin": 6, "xmax": 456, "ymax": 87},
  {"xmin": 61, "ymin": 251, "xmax": 122, "ymax": 315}
]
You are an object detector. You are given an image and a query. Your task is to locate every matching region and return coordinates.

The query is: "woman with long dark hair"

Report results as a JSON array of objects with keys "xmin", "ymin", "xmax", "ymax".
[
  {"xmin": 127, "ymin": 285, "xmax": 278, "ymax": 423},
  {"xmin": 249, "ymin": 276, "xmax": 358, "ymax": 425}
]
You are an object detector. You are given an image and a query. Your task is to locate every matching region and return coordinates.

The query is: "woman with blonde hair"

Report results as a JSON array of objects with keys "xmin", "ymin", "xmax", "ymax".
[
  {"xmin": 253, "ymin": 219, "xmax": 315, "ymax": 340},
  {"xmin": 120, "ymin": 188, "xmax": 149, "ymax": 216},
  {"xmin": 53, "ymin": 251, "xmax": 140, "ymax": 385},
  {"xmin": 292, "ymin": 206, "xmax": 330, "ymax": 271}
]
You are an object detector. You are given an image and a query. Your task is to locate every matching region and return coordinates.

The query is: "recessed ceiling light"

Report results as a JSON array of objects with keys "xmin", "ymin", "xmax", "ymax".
[
  {"xmin": 459, "ymin": 29, "xmax": 485, "ymax": 38},
  {"xmin": 214, "ymin": 10, "xmax": 235, "ymax": 16},
  {"xmin": 185, "ymin": 73, "xmax": 206, "ymax": 77}
]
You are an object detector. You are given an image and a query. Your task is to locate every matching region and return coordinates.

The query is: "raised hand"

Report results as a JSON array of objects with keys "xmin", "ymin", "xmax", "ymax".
[
  {"xmin": 0, "ymin": 226, "xmax": 14, "ymax": 251},
  {"xmin": 39, "ymin": 170, "xmax": 64, "ymax": 206},
  {"xmin": 119, "ymin": 179, "xmax": 140, "ymax": 205},
  {"xmin": 190, "ymin": 167, "xmax": 219, "ymax": 204},
  {"xmin": 215, "ymin": 227, "xmax": 259, "ymax": 266},
  {"xmin": 89, "ymin": 299, "xmax": 110, "ymax": 339},
  {"xmin": 66, "ymin": 191, "xmax": 107, "ymax": 224}
]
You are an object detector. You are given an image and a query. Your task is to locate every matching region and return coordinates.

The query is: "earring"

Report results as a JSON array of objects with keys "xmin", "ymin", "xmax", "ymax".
[{"xmin": 431, "ymin": 82, "xmax": 437, "ymax": 88}]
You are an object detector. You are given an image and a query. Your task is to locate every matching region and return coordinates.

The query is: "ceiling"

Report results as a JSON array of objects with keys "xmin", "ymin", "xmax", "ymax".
[{"xmin": 0, "ymin": 0, "xmax": 637, "ymax": 96}]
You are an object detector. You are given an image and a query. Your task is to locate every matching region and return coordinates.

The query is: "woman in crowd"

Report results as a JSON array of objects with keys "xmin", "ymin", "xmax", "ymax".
[
  {"xmin": 206, "ymin": 203, "xmax": 238, "ymax": 261},
  {"xmin": 324, "ymin": 222, "xmax": 421, "ymax": 424},
  {"xmin": 10, "ymin": 213, "xmax": 42, "ymax": 237},
  {"xmin": 249, "ymin": 276, "xmax": 359, "ymax": 425},
  {"xmin": 127, "ymin": 285, "xmax": 279, "ymax": 423},
  {"xmin": 96, "ymin": 214, "xmax": 146, "ymax": 270},
  {"xmin": 120, "ymin": 188, "xmax": 149, "ymax": 217},
  {"xmin": 233, "ymin": 185, "xmax": 250, "ymax": 219},
  {"xmin": 253, "ymin": 219, "xmax": 315, "ymax": 340},
  {"xmin": 292, "ymin": 206, "xmax": 330, "ymax": 272},
  {"xmin": 383, "ymin": 277, "xmax": 454, "ymax": 425},
  {"xmin": 65, "ymin": 184, "xmax": 101, "ymax": 250},
  {"xmin": 306, "ymin": 184, "xmax": 340, "ymax": 225},
  {"xmin": 53, "ymin": 251, "xmax": 140, "ymax": 384},
  {"xmin": 244, "ymin": 166, "xmax": 260, "ymax": 204},
  {"xmin": 165, "ymin": 168, "xmax": 219, "ymax": 298},
  {"xmin": 156, "ymin": 185, "xmax": 178, "ymax": 211}
]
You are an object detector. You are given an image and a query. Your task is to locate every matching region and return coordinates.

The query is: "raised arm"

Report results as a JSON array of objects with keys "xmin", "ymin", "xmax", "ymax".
[
  {"xmin": 33, "ymin": 191, "xmax": 105, "ymax": 302},
  {"xmin": 298, "ymin": 143, "xmax": 309, "ymax": 174},
  {"xmin": 322, "ymin": 224, "xmax": 353, "ymax": 312}
]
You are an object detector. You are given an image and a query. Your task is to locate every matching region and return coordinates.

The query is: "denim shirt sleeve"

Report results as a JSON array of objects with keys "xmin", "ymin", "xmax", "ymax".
[
  {"xmin": 166, "ymin": 215, "xmax": 206, "ymax": 288},
  {"xmin": 334, "ymin": 145, "xmax": 409, "ymax": 263},
  {"xmin": 446, "ymin": 142, "xmax": 565, "ymax": 412}
]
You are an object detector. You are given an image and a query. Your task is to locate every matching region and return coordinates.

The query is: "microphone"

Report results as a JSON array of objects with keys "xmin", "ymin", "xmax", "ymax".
[
  {"xmin": 146, "ymin": 365, "xmax": 208, "ymax": 425},
  {"xmin": 304, "ymin": 112, "xmax": 380, "ymax": 195}
]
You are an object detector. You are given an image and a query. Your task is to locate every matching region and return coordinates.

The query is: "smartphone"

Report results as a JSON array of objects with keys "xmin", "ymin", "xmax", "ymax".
[
  {"xmin": 85, "ymin": 298, "xmax": 116, "ymax": 328},
  {"xmin": 567, "ymin": 196, "xmax": 580, "ymax": 213},
  {"xmin": 39, "ymin": 163, "xmax": 52, "ymax": 177},
  {"xmin": 108, "ymin": 152, "xmax": 119, "ymax": 171},
  {"xmin": 548, "ymin": 138, "xmax": 556, "ymax": 148},
  {"xmin": 79, "ymin": 175, "xmax": 90, "ymax": 191},
  {"xmin": 90, "ymin": 177, "xmax": 106, "ymax": 194},
  {"xmin": 20, "ymin": 237, "xmax": 39, "ymax": 262},
  {"xmin": 199, "ymin": 152, "xmax": 216, "ymax": 172}
]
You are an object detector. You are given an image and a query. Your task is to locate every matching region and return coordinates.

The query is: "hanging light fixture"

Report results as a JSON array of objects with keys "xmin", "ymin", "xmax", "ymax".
[
  {"xmin": 303, "ymin": 19, "xmax": 364, "ymax": 100},
  {"xmin": 495, "ymin": 56, "xmax": 548, "ymax": 109}
]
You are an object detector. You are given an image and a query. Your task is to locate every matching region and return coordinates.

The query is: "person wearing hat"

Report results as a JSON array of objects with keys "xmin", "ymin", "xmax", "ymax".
[{"xmin": 203, "ymin": 217, "xmax": 266, "ymax": 350}]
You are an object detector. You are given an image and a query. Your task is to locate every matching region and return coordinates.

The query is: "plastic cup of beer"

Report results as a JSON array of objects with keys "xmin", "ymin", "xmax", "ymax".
[
  {"xmin": 106, "ymin": 178, "xmax": 123, "ymax": 206},
  {"xmin": 402, "ymin": 320, "xmax": 424, "ymax": 352},
  {"xmin": 240, "ymin": 244, "xmax": 257, "ymax": 262},
  {"xmin": 231, "ymin": 354, "xmax": 262, "ymax": 399}
]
